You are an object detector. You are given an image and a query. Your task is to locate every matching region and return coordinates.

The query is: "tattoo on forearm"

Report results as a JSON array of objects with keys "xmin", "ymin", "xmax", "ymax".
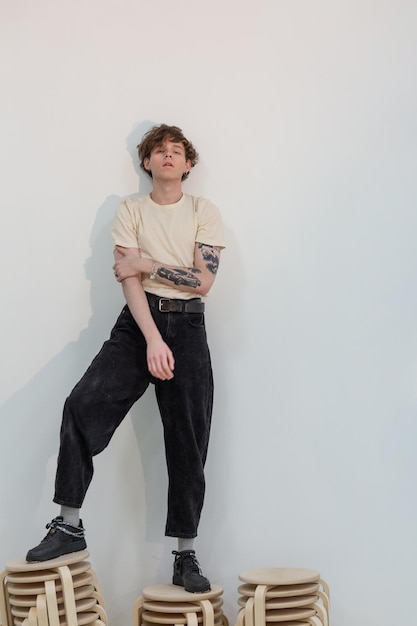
[
  {"xmin": 198, "ymin": 243, "xmax": 220, "ymax": 275},
  {"xmin": 157, "ymin": 267, "xmax": 202, "ymax": 288},
  {"xmin": 154, "ymin": 245, "xmax": 220, "ymax": 289}
]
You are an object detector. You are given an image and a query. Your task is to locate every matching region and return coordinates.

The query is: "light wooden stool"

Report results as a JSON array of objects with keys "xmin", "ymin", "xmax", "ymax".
[
  {"xmin": 134, "ymin": 584, "xmax": 228, "ymax": 626},
  {"xmin": 1, "ymin": 551, "xmax": 107, "ymax": 626},
  {"xmin": 236, "ymin": 568, "xmax": 330, "ymax": 626}
]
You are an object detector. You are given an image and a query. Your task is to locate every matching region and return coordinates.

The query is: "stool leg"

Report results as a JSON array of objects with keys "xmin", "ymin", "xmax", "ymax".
[
  {"xmin": 0, "ymin": 571, "xmax": 11, "ymax": 626},
  {"xmin": 45, "ymin": 579, "xmax": 60, "ymax": 626},
  {"xmin": 90, "ymin": 569, "xmax": 105, "ymax": 597},
  {"xmin": 58, "ymin": 565, "xmax": 77, "ymax": 626},
  {"xmin": 133, "ymin": 596, "xmax": 144, "ymax": 626},
  {"xmin": 313, "ymin": 602, "xmax": 328, "ymax": 626},
  {"xmin": 36, "ymin": 594, "xmax": 48, "ymax": 626},
  {"xmin": 253, "ymin": 585, "xmax": 267, "ymax": 626},
  {"xmin": 235, "ymin": 608, "xmax": 245, "ymax": 626},
  {"xmin": 319, "ymin": 579, "xmax": 330, "ymax": 599},
  {"xmin": 244, "ymin": 597, "xmax": 254, "ymax": 626},
  {"xmin": 317, "ymin": 590, "xmax": 330, "ymax": 616},
  {"xmin": 93, "ymin": 590, "xmax": 107, "ymax": 610},
  {"xmin": 186, "ymin": 612, "xmax": 198, "ymax": 626},
  {"xmin": 199, "ymin": 600, "xmax": 215, "ymax": 626},
  {"xmin": 94, "ymin": 603, "xmax": 108, "ymax": 624},
  {"xmin": 27, "ymin": 606, "xmax": 39, "ymax": 626}
]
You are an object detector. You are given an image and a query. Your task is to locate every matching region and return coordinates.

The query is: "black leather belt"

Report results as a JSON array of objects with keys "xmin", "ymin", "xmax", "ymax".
[{"xmin": 147, "ymin": 293, "xmax": 205, "ymax": 313}]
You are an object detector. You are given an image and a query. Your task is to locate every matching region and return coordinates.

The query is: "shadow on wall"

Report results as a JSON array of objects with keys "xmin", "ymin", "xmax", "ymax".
[
  {"xmin": 0, "ymin": 193, "xmax": 122, "ymax": 560},
  {"xmin": 0, "ymin": 120, "xmax": 158, "ymax": 562}
]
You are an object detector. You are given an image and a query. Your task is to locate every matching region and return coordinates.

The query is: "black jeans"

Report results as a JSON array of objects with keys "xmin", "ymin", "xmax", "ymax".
[{"xmin": 54, "ymin": 293, "xmax": 213, "ymax": 538}]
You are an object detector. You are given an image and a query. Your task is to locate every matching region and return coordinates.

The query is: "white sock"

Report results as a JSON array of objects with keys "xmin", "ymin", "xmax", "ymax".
[
  {"xmin": 60, "ymin": 506, "xmax": 80, "ymax": 528},
  {"xmin": 177, "ymin": 538, "xmax": 195, "ymax": 552}
]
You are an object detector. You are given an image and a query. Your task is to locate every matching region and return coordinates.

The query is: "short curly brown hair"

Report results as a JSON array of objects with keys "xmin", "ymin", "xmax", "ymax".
[{"xmin": 137, "ymin": 124, "xmax": 199, "ymax": 180}]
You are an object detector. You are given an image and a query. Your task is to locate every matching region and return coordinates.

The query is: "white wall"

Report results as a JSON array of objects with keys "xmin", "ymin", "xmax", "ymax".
[{"xmin": 1, "ymin": 1, "xmax": 416, "ymax": 624}]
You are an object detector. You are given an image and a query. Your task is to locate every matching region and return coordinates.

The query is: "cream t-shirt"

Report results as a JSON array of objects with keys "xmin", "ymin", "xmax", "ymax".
[{"xmin": 112, "ymin": 193, "xmax": 225, "ymax": 300}]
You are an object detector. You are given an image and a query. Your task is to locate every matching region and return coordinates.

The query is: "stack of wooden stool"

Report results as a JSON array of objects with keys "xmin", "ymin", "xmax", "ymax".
[
  {"xmin": 133, "ymin": 584, "xmax": 228, "ymax": 626},
  {"xmin": 0, "ymin": 551, "xmax": 107, "ymax": 626},
  {"xmin": 236, "ymin": 568, "xmax": 330, "ymax": 626}
]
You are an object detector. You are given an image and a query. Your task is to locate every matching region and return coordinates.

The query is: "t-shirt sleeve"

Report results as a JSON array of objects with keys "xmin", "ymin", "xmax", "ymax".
[
  {"xmin": 195, "ymin": 197, "xmax": 226, "ymax": 249},
  {"xmin": 111, "ymin": 198, "xmax": 140, "ymax": 248}
]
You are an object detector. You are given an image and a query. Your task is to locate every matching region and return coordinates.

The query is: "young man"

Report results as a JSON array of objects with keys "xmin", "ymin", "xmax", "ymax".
[{"xmin": 26, "ymin": 124, "xmax": 225, "ymax": 593}]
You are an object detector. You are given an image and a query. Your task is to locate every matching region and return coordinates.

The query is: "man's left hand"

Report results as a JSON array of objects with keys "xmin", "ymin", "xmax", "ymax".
[{"xmin": 113, "ymin": 245, "xmax": 145, "ymax": 281}]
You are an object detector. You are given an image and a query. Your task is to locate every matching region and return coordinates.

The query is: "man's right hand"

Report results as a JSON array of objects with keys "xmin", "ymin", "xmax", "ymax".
[{"xmin": 147, "ymin": 337, "xmax": 175, "ymax": 380}]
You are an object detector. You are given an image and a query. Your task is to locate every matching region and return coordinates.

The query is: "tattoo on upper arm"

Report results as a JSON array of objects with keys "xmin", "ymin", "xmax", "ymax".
[
  {"xmin": 198, "ymin": 243, "xmax": 220, "ymax": 275},
  {"xmin": 157, "ymin": 267, "xmax": 202, "ymax": 288}
]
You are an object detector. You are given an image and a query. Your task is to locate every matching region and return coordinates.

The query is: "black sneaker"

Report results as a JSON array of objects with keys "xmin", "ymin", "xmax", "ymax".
[
  {"xmin": 26, "ymin": 516, "xmax": 87, "ymax": 562},
  {"xmin": 172, "ymin": 550, "xmax": 211, "ymax": 593}
]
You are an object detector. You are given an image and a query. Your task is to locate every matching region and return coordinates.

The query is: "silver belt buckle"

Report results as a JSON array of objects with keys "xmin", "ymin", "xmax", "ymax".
[{"xmin": 158, "ymin": 298, "xmax": 171, "ymax": 312}]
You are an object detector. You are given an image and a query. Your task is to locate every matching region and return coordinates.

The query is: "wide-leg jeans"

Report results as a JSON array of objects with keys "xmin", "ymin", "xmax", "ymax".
[{"xmin": 53, "ymin": 294, "xmax": 213, "ymax": 538}]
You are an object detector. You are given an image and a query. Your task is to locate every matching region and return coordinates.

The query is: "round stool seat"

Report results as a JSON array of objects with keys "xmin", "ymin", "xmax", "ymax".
[
  {"xmin": 244, "ymin": 623, "xmax": 309, "ymax": 626},
  {"xmin": 6, "ymin": 550, "xmax": 90, "ymax": 572},
  {"xmin": 11, "ymin": 596, "xmax": 98, "ymax": 618},
  {"xmin": 7, "ymin": 571, "xmax": 94, "ymax": 595},
  {"xmin": 237, "ymin": 594, "xmax": 319, "ymax": 609},
  {"xmin": 239, "ymin": 569, "xmax": 320, "ymax": 586},
  {"xmin": 142, "ymin": 612, "xmax": 194, "ymax": 625},
  {"xmin": 142, "ymin": 620, "xmax": 224, "ymax": 626},
  {"xmin": 8, "ymin": 594, "xmax": 39, "ymax": 608},
  {"xmin": 55, "ymin": 583, "xmax": 96, "ymax": 604},
  {"xmin": 13, "ymin": 609, "xmax": 99, "ymax": 626},
  {"xmin": 5, "ymin": 559, "xmax": 91, "ymax": 583},
  {"xmin": 261, "ymin": 607, "xmax": 317, "ymax": 622},
  {"xmin": 60, "ymin": 611, "xmax": 100, "ymax": 626},
  {"xmin": 143, "ymin": 598, "xmax": 223, "ymax": 613},
  {"xmin": 142, "ymin": 608, "xmax": 223, "ymax": 624},
  {"xmin": 142, "ymin": 584, "xmax": 223, "ymax": 602},
  {"xmin": 237, "ymin": 582, "xmax": 320, "ymax": 598},
  {"xmin": 8, "ymin": 584, "xmax": 95, "ymax": 608}
]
